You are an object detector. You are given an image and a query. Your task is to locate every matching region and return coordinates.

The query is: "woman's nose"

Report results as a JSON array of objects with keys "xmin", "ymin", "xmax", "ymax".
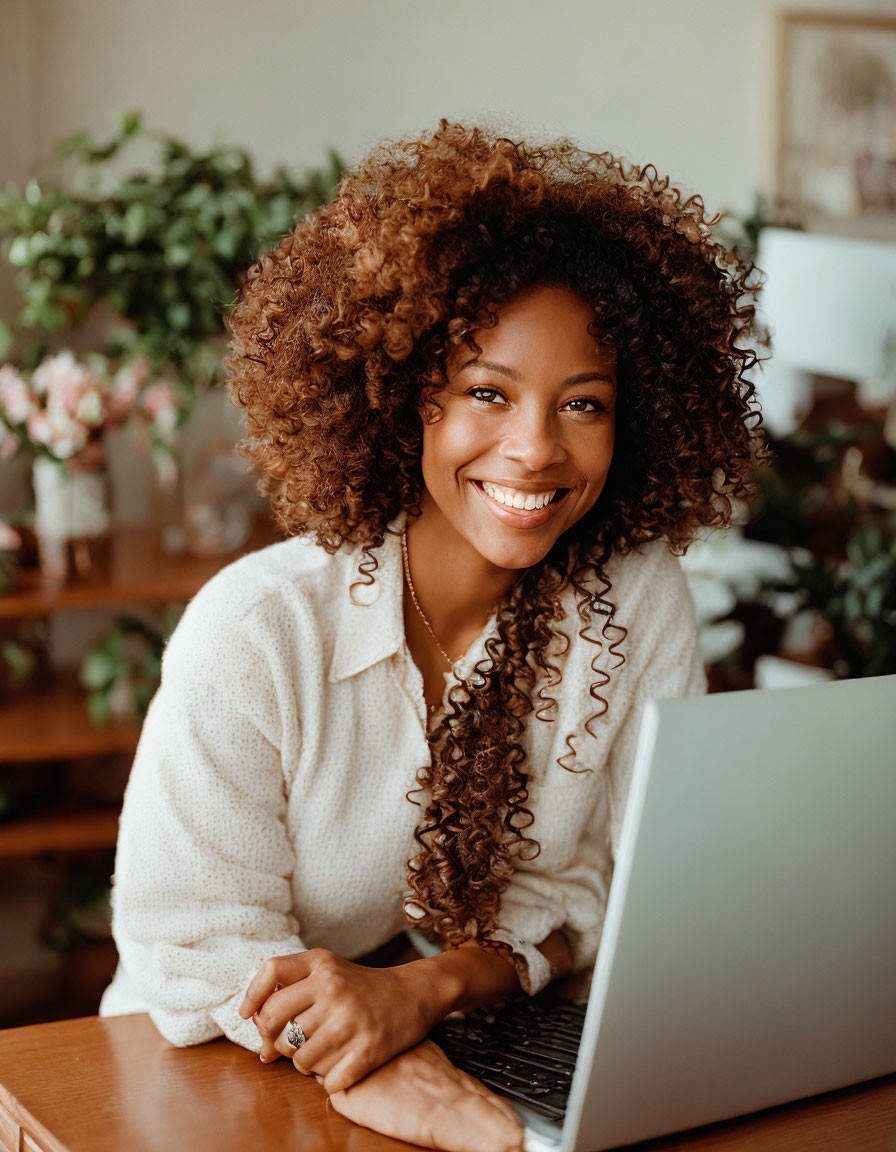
[{"xmin": 499, "ymin": 408, "xmax": 568, "ymax": 473}]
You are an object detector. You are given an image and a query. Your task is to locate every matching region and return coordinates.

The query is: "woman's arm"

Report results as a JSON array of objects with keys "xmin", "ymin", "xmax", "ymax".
[
  {"xmin": 426, "ymin": 929, "xmax": 572, "ymax": 1014},
  {"xmin": 108, "ymin": 573, "xmax": 306, "ymax": 1051}
]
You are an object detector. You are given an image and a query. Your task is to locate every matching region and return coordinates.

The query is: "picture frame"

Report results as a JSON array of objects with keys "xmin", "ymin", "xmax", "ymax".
[{"xmin": 775, "ymin": 11, "xmax": 896, "ymax": 235}]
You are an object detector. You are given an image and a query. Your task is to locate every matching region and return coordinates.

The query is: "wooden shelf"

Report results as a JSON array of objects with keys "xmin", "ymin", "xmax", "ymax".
[
  {"xmin": 0, "ymin": 515, "xmax": 284, "ymax": 874},
  {"xmin": 0, "ymin": 517, "xmax": 282, "ymax": 618},
  {"xmin": 0, "ymin": 678, "xmax": 142, "ymax": 764},
  {"xmin": 0, "ymin": 809, "xmax": 119, "ymax": 857}
]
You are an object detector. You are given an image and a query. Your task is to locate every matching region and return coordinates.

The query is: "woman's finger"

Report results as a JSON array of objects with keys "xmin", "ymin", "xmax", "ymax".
[
  {"xmin": 272, "ymin": 1004, "xmax": 324, "ymax": 1060},
  {"xmin": 239, "ymin": 953, "xmax": 311, "ymax": 1020},
  {"xmin": 478, "ymin": 1087, "xmax": 520, "ymax": 1126},
  {"xmin": 320, "ymin": 1046, "xmax": 370, "ymax": 1094},
  {"xmin": 452, "ymin": 1063, "xmax": 523, "ymax": 1133},
  {"xmin": 253, "ymin": 979, "xmax": 317, "ymax": 1034},
  {"xmin": 254, "ymin": 983, "xmax": 319, "ymax": 1061},
  {"xmin": 289, "ymin": 1016, "xmax": 346, "ymax": 1078}
]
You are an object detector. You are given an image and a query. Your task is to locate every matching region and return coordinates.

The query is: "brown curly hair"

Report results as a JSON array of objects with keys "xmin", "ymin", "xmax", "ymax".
[{"xmin": 226, "ymin": 119, "xmax": 765, "ymax": 949}]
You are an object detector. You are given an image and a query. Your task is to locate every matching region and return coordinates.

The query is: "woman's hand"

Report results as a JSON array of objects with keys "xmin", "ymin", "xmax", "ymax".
[
  {"xmin": 239, "ymin": 949, "xmax": 452, "ymax": 1092},
  {"xmin": 325, "ymin": 1039, "xmax": 524, "ymax": 1152}
]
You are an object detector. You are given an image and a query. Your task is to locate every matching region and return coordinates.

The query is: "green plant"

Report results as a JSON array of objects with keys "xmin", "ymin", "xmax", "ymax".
[
  {"xmin": 767, "ymin": 522, "xmax": 896, "ymax": 677},
  {"xmin": 78, "ymin": 607, "xmax": 182, "ymax": 725},
  {"xmin": 748, "ymin": 417, "xmax": 896, "ymax": 678},
  {"xmin": 0, "ymin": 110, "xmax": 343, "ymax": 383}
]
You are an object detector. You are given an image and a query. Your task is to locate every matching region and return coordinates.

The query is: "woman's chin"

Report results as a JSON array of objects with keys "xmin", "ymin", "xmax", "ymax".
[{"xmin": 465, "ymin": 532, "xmax": 560, "ymax": 574}]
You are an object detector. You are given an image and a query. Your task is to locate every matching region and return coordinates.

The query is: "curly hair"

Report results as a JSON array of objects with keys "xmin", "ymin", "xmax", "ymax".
[{"xmin": 226, "ymin": 119, "xmax": 765, "ymax": 948}]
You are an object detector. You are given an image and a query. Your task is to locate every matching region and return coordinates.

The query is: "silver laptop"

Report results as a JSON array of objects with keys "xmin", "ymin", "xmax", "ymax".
[{"xmin": 518, "ymin": 674, "xmax": 896, "ymax": 1151}]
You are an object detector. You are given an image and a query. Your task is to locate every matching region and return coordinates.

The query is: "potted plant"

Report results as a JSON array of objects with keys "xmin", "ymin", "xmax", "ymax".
[{"xmin": 0, "ymin": 110, "xmax": 343, "ymax": 552}]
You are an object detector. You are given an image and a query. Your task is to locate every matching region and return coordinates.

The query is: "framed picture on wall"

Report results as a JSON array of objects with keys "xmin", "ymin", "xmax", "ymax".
[{"xmin": 775, "ymin": 11, "xmax": 896, "ymax": 236}]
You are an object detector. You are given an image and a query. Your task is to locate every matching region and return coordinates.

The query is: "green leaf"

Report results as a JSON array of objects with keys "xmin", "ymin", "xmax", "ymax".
[
  {"xmin": 165, "ymin": 243, "xmax": 194, "ymax": 268},
  {"xmin": 0, "ymin": 317, "xmax": 11, "ymax": 359},
  {"xmin": 86, "ymin": 691, "xmax": 111, "ymax": 728},
  {"xmin": 166, "ymin": 301, "xmax": 191, "ymax": 330},
  {"xmin": 7, "ymin": 236, "xmax": 31, "ymax": 267},
  {"xmin": 79, "ymin": 648, "xmax": 117, "ymax": 691},
  {"xmin": 122, "ymin": 201, "xmax": 148, "ymax": 245},
  {"xmin": 866, "ymin": 581, "xmax": 888, "ymax": 620},
  {"xmin": 133, "ymin": 679, "xmax": 155, "ymax": 716},
  {"xmin": 117, "ymin": 109, "xmax": 142, "ymax": 138},
  {"xmin": 843, "ymin": 586, "xmax": 864, "ymax": 627},
  {"xmin": 2, "ymin": 641, "xmax": 36, "ymax": 686}
]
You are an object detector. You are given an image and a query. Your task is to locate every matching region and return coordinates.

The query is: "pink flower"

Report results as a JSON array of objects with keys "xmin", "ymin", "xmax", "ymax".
[
  {"xmin": 45, "ymin": 406, "xmax": 89, "ymax": 460},
  {"xmin": 75, "ymin": 388, "xmax": 104, "ymax": 427},
  {"xmin": 0, "ymin": 521, "xmax": 21, "ymax": 552},
  {"xmin": 0, "ymin": 365, "xmax": 34, "ymax": 426},
  {"xmin": 140, "ymin": 382, "xmax": 180, "ymax": 440},
  {"xmin": 34, "ymin": 351, "xmax": 103, "ymax": 422},
  {"xmin": 26, "ymin": 410, "xmax": 53, "ymax": 446},
  {"xmin": 108, "ymin": 356, "xmax": 150, "ymax": 421},
  {"xmin": 0, "ymin": 425, "xmax": 19, "ymax": 460},
  {"xmin": 140, "ymin": 381, "xmax": 178, "ymax": 420}
]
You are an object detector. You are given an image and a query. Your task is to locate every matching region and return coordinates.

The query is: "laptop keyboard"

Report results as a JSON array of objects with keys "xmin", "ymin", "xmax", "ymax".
[{"xmin": 430, "ymin": 997, "xmax": 587, "ymax": 1121}]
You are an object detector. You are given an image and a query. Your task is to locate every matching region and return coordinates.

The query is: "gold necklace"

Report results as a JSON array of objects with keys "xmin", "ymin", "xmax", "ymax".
[{"xmin": 401, "ymin": 526, "xmax": 462, "ymax": 669}]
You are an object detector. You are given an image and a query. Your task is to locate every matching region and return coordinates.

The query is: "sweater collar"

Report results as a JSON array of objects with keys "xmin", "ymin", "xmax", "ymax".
[{"xmin": 328, "ymin": 516, "xmax": 407, "ymax": 683}]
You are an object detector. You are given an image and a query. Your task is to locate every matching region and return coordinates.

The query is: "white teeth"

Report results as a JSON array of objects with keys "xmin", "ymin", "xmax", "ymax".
[{"xmin": 480, "ymin": 481, "xmax": 558, "ymax": 511}]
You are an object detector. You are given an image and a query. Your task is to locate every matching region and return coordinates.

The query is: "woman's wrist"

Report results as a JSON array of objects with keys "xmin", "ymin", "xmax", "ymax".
[
  {"xmin": 399, "ymin": 943, "xmax": 520, "ymax": 1020},
  {"xmin": 400, "ymin": 928, "xmax": 573, "ymax": 1020}
]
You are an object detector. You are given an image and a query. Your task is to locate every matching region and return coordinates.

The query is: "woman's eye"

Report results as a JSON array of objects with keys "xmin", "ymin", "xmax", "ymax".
[
  {"xmin": 467, "ymin": 387, "xmax": 504, "ymax": 404},
  {"xmin": 562, "ymin": 397, "xmax": 605, "ymax": 414}
]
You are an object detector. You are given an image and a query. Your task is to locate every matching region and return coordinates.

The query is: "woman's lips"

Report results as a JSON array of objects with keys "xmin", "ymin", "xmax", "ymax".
[{"xmin": 470, "ymin": 479, "xmax": 571, "ymax": 529}]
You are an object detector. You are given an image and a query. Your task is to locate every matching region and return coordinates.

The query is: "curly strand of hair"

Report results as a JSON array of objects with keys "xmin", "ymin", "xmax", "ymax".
[{"xmin": 552, "ymin": 545, "xmax": 623, "ymax": 773}]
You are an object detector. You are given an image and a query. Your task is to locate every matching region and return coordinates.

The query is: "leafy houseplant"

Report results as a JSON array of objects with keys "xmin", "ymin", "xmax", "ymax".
[
  {"xmin": 0, "ymin": 109, "xmax": 344, "ymax": 384},
  {"xmin": 0, "ymin": 111, "xmax": 343, "ymax": 563},
  {"xmin": 764, "ymin": 521, "xmax": 896, "ymax": 678},
  {"xmin": 747, "ymin": 418, "xmax": 896, "ymax": 678}
]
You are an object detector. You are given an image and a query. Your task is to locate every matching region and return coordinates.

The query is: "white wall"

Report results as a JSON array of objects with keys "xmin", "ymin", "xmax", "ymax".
[
  {"xmin": 6, "ymin": 0, "xmax": 893, "ymax": 223},
  {"xmin": 0, "ymin": 1, "xmax": 36, "ymax": 318}
]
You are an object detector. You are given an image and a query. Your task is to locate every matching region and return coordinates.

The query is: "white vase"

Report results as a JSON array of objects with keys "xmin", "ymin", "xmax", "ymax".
[{"xmin": 32, "ymin": 456, "xmax": 112, "ymax": 584}]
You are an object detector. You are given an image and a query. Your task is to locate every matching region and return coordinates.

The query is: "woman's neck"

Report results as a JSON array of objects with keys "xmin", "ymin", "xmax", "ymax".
[{"xmin": 403, "ymin": 505, "xmax": 519, "ymax": 662}]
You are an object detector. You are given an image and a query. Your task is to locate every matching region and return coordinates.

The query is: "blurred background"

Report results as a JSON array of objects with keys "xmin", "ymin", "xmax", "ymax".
[{"xmin": 0, "ymin": 0, "xmax": 894, "ymax": 1027}]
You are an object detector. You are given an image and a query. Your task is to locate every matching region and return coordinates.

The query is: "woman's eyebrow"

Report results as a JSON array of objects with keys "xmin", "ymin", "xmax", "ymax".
[{"xmin": 460, "ymin": 358, "xmax": 616, "ymax": 387}]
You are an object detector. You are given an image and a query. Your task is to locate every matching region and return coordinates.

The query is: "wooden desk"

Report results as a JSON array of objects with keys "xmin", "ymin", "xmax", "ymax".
[{"xmin": 0, "ymin": 1014, "xmax": 893, "ymax": 1152}]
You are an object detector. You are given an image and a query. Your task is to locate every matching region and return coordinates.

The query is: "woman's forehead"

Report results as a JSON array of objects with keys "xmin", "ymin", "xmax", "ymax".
[{"xmin": 447, "ymin": 286, "xmax": 618, "ymax": 370}]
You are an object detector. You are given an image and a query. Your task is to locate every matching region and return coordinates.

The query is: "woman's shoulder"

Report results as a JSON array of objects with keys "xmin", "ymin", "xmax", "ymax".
[
  {"xmin": 600, "ymin": 539, "xmax": 693, "ymax": 612},
  {"xmin": 164, "ymin": 535, "xmax": 354, "ymax": 667},
  {"xmin": 199, "ymin": 533, "xmax": 351, "ymax": 608},
  {"xmin": 574, "ymin": 540, "xmax": 698, "ymax": 661}
]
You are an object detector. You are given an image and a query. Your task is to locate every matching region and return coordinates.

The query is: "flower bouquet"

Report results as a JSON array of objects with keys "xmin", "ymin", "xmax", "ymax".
[{"xmin": 0, "ymin": 350, "xmax": 148, "ymax": 583}]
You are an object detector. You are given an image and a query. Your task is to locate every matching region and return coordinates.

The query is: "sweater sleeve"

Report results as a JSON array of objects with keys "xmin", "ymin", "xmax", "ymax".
[
  {"xmin": 109, "ymin": 575, "xmax": 304, "ymax": 1049},
  {"xmin": 492, "ymin": 547, "xmax": 706, "ymax": 994}
]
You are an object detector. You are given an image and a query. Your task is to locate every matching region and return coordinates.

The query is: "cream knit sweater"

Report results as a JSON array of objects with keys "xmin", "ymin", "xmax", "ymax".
[{"xmin": 101, "ymin": 520, "xmax": 704, "ymax": 1050}]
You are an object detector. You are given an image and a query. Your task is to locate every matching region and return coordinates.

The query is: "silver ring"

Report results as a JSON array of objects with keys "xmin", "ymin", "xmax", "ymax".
[{"xmin": 286, "ymin": 1018, "xmax": 306, "ymax": 1050}]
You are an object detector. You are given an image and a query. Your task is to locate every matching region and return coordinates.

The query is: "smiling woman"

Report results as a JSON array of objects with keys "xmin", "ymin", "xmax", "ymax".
[{"xmin": 102, "ymin": 121, "xmax": 764, "ymax": 1151}]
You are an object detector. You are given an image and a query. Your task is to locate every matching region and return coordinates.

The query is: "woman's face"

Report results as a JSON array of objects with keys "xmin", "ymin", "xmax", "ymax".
[{"xmin": 419, "ymin": 283, "xmax": 617, "ymax": 573}]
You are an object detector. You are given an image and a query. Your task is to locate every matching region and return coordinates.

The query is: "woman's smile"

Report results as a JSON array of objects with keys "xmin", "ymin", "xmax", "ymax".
[{"xmin": 470, "ymin": 478, "xmax": 572, "ymax": 529}]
